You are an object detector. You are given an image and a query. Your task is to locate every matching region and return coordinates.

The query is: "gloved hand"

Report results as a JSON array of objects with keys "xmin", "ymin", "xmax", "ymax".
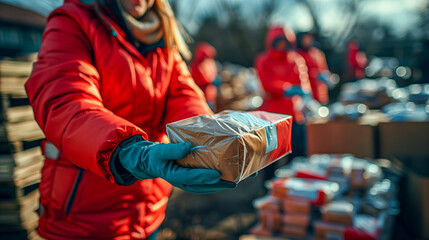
[
  {"xmin": 284, "ymin": 85, "xmax": 306, "ymax": 97},
  {"xmin": 318, "ymin": 72, "xmax": 329, "ymax": 83},
  {"xmin": 117, "ymin": 139, "xmax": 236, "ymax": 194}
]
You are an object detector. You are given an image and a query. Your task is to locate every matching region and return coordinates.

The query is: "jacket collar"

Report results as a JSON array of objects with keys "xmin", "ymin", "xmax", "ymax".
[{"xmin": 92, "ymin": 2, "xmax": 148, "ymax": 62}]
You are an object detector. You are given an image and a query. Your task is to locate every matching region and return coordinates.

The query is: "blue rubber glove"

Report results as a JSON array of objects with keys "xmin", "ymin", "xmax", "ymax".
[
  {"xmin": 117, "ymin": 139, "xmax": 236, "ymax": 194},
  {"xmin": 318, "ymin": 72, "xmax": 328, "ymax": 83},
  {"xmin": 284, "ymin": 86, "xmax": 306, "ymax": 97}
]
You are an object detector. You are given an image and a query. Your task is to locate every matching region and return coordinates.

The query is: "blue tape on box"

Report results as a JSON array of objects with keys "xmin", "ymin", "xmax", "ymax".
[{"xmin": 229, "ymin": 112, "xmax": 278, "ymax": 153}]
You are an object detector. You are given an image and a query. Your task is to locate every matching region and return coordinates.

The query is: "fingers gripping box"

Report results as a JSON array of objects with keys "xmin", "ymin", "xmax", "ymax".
[{"xmin": 166, "ymin": 111, "xmax": 293, "ymax": 183}]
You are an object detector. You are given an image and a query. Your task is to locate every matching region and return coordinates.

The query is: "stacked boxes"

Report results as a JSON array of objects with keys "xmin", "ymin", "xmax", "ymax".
[
  {"xmin": 0, "ymin": 60, "xmax": 45, "ymax": 239},
  {"xmin": 249, "ymin": 154, "xmax": 400, "ymax": 239}
]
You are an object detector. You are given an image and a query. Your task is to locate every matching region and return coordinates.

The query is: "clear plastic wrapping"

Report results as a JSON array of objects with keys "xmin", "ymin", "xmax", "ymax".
[
  {"xmin": 166, "ymin": 111, "xmax": 292, "ymax": 183},
  {"xmin": 269, "ymin": 177, "xmax": 340, "ymax": 206}
]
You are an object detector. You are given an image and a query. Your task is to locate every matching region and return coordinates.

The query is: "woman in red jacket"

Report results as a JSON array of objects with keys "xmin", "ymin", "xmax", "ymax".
[
  {"xmin": 254, "ymin": 26, "xmax": 311, "ymax": 172},
  {"xmin": 25, "ymin": 0, "xmax": 234, "ymax": 239}
]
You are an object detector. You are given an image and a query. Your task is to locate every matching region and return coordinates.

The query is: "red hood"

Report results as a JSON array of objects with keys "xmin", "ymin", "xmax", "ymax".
[
  {"xmin": 265, "ymin": 25, "xmax": 296, "ymax": 51},
  {"xmin": 192, "ymin": 42, "xmax": 217, "ymax": 65}
]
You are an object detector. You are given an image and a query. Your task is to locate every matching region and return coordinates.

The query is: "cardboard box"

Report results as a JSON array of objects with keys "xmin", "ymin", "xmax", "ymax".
[
  {"xmin": 282, "ymin": 199, "xmax": 311, "ymax": 214},
  {"xmin": 306, "ymin": 120, "xmax": 376, "ymax": 158},
  {"xmin": 282, "ymin": 213, "xmax": 310, "ymax": 227},
  {"xmin": 259, "ymin": 211, "xmax": 282, "ymax": 232},
  {"xmin": 280, "ymin": 225, "xmax": 307, "ymax": 237},
  {"xmin": 322, "ymin": 200, "xmax": 354, "ymax": 225},
  {"xmin": 379, "ymin": 121, "xmax": 429, "ymax": 158},
  {"xmin": 167, "ymin": 111, "xmax": 292, "ymax": 183},
  {"xmin": 314, "ymin": 220, "xmax": 348, "ymax": 239},
  {"xmin": 397, "ymin": 156, "xmax": 429, "ymax": 239}
]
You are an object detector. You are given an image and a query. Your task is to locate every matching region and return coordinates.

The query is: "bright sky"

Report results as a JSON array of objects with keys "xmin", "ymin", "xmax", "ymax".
[
  {"xmin": 1, "ymin": 0, "xmax": 427, "ymax": 38},
  {"xmin": 175, "ymin": 0, "xmax": 428, "ymax": 37}
]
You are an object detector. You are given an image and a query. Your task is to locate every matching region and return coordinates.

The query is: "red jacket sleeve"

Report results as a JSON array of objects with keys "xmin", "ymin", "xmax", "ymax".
[
  {"xmin": 163, "ymin": 49, "xmax": 213, "ymax": 125},
  {"xmin": 25, "ymin": 13, "xmax": 146, "ymax": 182}
]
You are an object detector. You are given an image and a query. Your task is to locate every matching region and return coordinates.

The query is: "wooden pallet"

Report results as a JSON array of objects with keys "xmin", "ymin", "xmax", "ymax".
[
  {"xmin": 0, "ymin": 160, "xmax": 44, "ymax": 184},
  {"xmin": 0, "ymin": 189, "xmax": 39, "ymax": 229},
  {"xmin": 0, "ymin": 60, "xmax": 43, "ymax": 240},
  {"xmin": 0, "ymin": 180, "xmax": 39, "ymax": 200},
  {"xmin": 1, "ymin": 229, "xmax": 45, "ymax": 240},
  {"xmin": 0, "ymin": 60, "xmax": 33, "ymax": 78},
  {"xmin": 0, "ymin": 121, "xmax": 44, "ymax": 143},
  {"xmin": 1, "ymin": 105, "xmax": 35, "ymax": 123},
  {"xmin": 0, "ymin": 139, "xmax": 41, "ymax": 154},
  {"xmin": 0, "ymin": 94, "xmax": 30, "ymax": 108},
  {"xmin": 0, "ymin": 187, "xmax": 39, "ymax": 211},
  {"xmin": 0, "ymin": 76, "xmax": 28, "ymax": 96},
  {"xmin": 0, "ymin": 147, "xmax": 43, "ymax": 167}
]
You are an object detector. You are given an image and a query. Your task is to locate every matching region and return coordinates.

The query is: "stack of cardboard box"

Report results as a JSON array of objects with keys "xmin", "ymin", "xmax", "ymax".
[{"xmin": 0, "ymin": 60, "xmax": 45, "ymax": 239}]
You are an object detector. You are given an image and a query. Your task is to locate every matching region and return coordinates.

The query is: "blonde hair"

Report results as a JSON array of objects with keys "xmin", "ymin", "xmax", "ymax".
[{"xmin": 153, "ymin": 0, "xmax": 191, "ymax": 60}]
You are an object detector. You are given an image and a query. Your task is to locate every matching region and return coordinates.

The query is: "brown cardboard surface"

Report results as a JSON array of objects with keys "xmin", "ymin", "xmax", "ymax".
[
  {"xmin": 282, "ymin": 213, "xmax": 310, "ymax": 227},
  {"xmin": 282, "ymin": 199, "xmax": 311, "ymax": 214},
  {"xmin": 321, "ymin": 201, "xmax": 354, "ymax": 225},
  {"xmin": 379, "ymin": 121, "xmax": 429, "ymax": 158},
  {"xmin": 306, "ymin": 121, "xmax": 376, "ymax": 158}
]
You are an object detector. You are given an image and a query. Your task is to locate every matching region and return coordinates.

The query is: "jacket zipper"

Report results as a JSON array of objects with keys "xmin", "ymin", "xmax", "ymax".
[{"xmin": 65, "ymin": 168, "xmax": 84, "ymax": 215}]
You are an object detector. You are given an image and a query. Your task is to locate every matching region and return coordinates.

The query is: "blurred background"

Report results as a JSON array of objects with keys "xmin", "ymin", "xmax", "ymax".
[{"xmin": 0, "ymin": 0, "xmax": 428, "ymax": 239}]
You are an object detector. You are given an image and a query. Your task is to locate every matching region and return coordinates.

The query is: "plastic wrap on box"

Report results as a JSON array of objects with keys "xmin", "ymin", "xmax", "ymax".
[
  {"xmin": 322, "ymin": 200, "xmax": 354, "ymax": 225},
  {"xmin": 253, "ymin": 196, "xmax": 281, "ymax": 213},
  {"xmin": 166, "ymin": 111, "xmax": 292, "ymax": 183},
  {"xmin": 269, "ymin": 178, "xmax": 340, "ymax": 206},
  {"xmin": 282, "ymin": 199, "xmax": 311, "ymax": 214},
  {"xmin": 282, "ymin": 213, "xmax": 310, "ymax": 227},
  {"xmin": 314, "ymin": 221, "xmax": 347, "ymax": 240},
  {"xmin": 281, "ymin": 225, "xmax": 307, "ymax": 238}
]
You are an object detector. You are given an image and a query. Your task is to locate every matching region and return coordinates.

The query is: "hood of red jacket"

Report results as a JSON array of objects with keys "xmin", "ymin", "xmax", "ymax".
[{"xmin": 265, "ymin": 26, "xmax": 296, "ymax": 51}]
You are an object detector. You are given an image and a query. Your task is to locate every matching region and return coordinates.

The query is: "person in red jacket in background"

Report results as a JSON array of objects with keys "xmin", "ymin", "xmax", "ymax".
[
  {"xmin": 296, "ymin": 31, "xmax": 330, "ymax": 105},
  {"xmin": 25, "ymin": 0, "xmax": 234, "ymax": 239},
  {"xmin": 254, "ymin": 26, "xmax": 312, "ymax": 177},
  {"xmin": 190, "ymin": 42, "xmax": 219, "ymax": 110},
  {"xmin": 347, "ymin": 39, "xmax": 368, "ymax": 81}
]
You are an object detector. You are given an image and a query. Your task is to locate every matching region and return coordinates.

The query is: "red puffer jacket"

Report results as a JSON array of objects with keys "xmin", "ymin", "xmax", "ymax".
[
  {"xmin": 297, "ymin": 48, "xmax": 329, "ymax": 105},
  {"xmin": 255, "ymin": 27, "xmax": 311, "ymax": 124},
  {"xmin": 25, "ymin": 0, "xmax": 212, "ymax": 239}
]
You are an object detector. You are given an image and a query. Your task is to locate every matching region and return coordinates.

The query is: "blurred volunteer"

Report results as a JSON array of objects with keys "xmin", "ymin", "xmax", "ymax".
[
  {"xmin": 190, "ymin": 42, "xmax": 219, "ymax": 110},
  {"xmin": 25, "ymin": 0, "xmax": 235, "ymax": 239},
  {"xmin": 347, "ymin": 39, "xmax": 368, "ymax": 81},
  {"xmin": 296, "ymin": 31, "xmax": 330, "ymax": 105},
  {"xmin": 254, "ymin": 26, "xmax": 312, "ymax": 159}
]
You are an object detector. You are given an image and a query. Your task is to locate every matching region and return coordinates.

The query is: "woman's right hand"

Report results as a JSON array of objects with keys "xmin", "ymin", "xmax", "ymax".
[{"xmin": 118, "ymin": 140, "xmax": 236, "ymax": 194}]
